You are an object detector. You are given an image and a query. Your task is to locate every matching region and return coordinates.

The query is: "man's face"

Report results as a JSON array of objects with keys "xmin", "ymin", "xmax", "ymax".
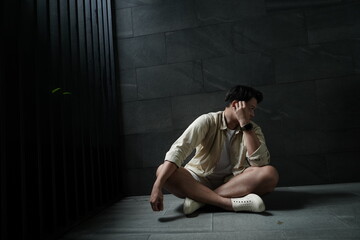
[{"xmin": 247, "ymin": 97, "xmax": 258, "ymax": 119}]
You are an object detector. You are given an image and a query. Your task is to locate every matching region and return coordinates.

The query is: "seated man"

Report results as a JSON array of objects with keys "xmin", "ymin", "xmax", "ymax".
[{"xmin": 150, "ymin": 85, "xmax": 279, "ymax": 214}]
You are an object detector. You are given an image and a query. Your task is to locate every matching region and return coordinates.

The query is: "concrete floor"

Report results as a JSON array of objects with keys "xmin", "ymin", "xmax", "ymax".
[{"xmin": 61, "ymin": 182, "xmax": 360, "ymax": 240}]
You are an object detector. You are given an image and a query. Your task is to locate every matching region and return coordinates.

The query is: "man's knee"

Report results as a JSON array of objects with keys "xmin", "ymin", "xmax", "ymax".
[{"xmin": 261, "ymin": 165, "xmax": 279, "ymax": 190}]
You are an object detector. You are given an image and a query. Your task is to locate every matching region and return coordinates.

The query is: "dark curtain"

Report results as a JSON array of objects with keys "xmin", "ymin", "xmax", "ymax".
[{"xmin": 0, "ymin": 0, "xmax": 123, "ymax": 239}]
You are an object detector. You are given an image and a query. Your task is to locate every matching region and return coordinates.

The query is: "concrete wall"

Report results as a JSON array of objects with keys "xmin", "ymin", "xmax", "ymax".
[{"xmin": 114, "ymin": 0, "xmax": 360, "ymax": 195}]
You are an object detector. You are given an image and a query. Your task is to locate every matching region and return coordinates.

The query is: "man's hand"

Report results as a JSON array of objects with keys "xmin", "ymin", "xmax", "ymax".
[
  {"xmin": 149, "ymin": 185, "xmax": 164, "ymax": 211},
  {"xmin": 232, "ymin": 101, "xmax": 251, "ymax": 126},
  {"xmin": 149, "ymin": 161, "xmax": 177, "ymax": 212}
]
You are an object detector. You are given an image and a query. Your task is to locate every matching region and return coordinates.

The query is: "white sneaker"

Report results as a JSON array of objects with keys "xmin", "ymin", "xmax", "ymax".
[
  {"xmin": 231, "ymin": 193, "xmax": 265, "ymax": 212},
  {"xmin": 183, "ymin": 198, "xmax": 205, "ymax": 215}
]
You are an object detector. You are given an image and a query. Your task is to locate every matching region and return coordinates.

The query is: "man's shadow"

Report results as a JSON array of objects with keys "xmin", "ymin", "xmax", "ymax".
[
  {"xmin": 262, "ymin": 189, "xmax": 358, "ymax": 211},
  {"xmin": 158, "ymin": 189, "xmax": 358, "ymax": 221}
]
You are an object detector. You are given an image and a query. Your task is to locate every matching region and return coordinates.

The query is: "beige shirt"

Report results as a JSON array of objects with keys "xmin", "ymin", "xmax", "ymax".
[{"xmin": 165, "ymin": 111, "xmax": 270, "ymax": 178}]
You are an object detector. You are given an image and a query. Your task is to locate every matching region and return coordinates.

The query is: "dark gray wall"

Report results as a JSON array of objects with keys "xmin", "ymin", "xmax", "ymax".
[{"xmin": 114, "ymin": 0, "xmax": 360, "ymax": 196}]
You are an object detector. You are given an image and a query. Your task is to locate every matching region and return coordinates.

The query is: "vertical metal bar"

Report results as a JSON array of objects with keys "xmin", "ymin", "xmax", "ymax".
[
  {"xmin": 49, "ymin": 0, "xmax": 60, "ymax": 230},
  {"xmin": 18, "ymin": 1, "xmax": 27, "ymax": 237},
  {"xmin": 6, "ymin": 0, "xmax": 24, "ymax": 238},
  {"xmin": 91, "ymin": 0, "xmax": 103, "ymax": 206},
  {"xmin": 84, "ymin": 0, "xmax": 95, "ymax": 211},
  {"xmin": 19, "ymin": 1, "xmax": 39, "ymax": 238},
  {"xmin": 76, "ymin": 0, "xmax": 89, "ymax": 213},
  {"xmin": 103, "ymin": 0, "xmax": 115, "ymax": 196},
  {"xmin": 96, "ymin": 0, "xmax": 107, "ymax": 203},
  {"xmin": 68, "ymin": 0, "xmax": 80, "ymax": 220},
  {"xmin": 0, "ymin": 18, "xmax": 8, "ymax": 238},
  {"xmin": 35, "ymin": 0, "xmax": 46, "ymax": 237},
  {"xmin": 107, "ymin": 0, "xmax": 116, "ymax": 106},
  {"xmin": 36, "ymin": 0, "xmax": 53, "ymax": 238},
  {"xmin": 103, "ymin": 0, "xmax": 111, "ymax": 198},
  {"xmin": 59, "ymin": 0, "xmax": 71, "ymax": 225},
  {"xmin": 107, "ymin": 0, "xmax": 120, "ymax": 196}
]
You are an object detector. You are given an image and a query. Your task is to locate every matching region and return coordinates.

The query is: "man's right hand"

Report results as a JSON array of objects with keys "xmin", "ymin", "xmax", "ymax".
[
  {"xmin": 149, "ymin": 161, "xmax": 177, "ymax": 212},
  {"xmin": 149, "ymin": 185, "xmax": 164, "ymax": 211}
]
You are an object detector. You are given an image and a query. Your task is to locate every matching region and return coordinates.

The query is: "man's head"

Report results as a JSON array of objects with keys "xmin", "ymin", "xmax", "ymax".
[{"xmin": 224, "ymin": 85, "xmax": 263, "ymax": 107}]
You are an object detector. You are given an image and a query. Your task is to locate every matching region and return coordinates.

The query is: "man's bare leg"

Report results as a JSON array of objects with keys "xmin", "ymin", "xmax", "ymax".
[
  {"xmin": 156, "ymin": 164, "xmax": 233, "ymax": 211},
  {"xmin": 214, "ymin": 165, "xmax": 279, "ymax": 198},
  {"xmin": 155, "ymin": 164, "xmax": 278, "ymax": 212}
]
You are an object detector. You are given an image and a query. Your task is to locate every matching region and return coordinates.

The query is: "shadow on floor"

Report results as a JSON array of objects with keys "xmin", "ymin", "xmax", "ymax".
[
  {"xmin": 263, "ymin": 190, "xmax": 358, "ymax": 211},
  {"xmin": 158, "ymin": 190, "xmax": 358, "ymax": 222}
]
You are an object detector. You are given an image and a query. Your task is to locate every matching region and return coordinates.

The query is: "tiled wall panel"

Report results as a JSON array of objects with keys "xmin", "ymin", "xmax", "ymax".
[{"xmin": 114, "ymin": 0, "xmax": 360, "ymax": 195}]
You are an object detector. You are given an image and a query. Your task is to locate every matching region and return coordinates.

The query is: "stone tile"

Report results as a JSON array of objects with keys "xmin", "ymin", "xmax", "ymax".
[
  {"xmin": 149, "ymin": 231, "xmax": 285, "ymax": 240},
  {"xmin": 115, "ymin": 8, "xmax": 133, "ymax": 38},
  {"xmin": 124, "ymin": 130, "xmax": 192, "ymax": 173},
  {"xmin": 285, "ymin": 182, "xmax": 360, "ymax": 194},
  {"xmin": 316, "ymin": 75, "xmax": 360, "ymax": 131},
  {"xmin": 326, "ymin": 152, "xmax": 360, "ymax": 183},
  {"xmin": 62, "ymin": 233, "xmax": 150, "ymax": 240},
  {"xmin": 136, "ymin": 61, "xmax": 203, "ymax": 100},
  {"xmin": 96, "ymin": 205, "xmax": 212, "ymax": 233},
  {"xmin": 251, "ymin": 109, "xmax": 282, "ymax": 140},
  {"xmin": 306, "ymin": 8, "xmax": 348, "ymax": 43},
  {"xmin": 352, "ymin": 39, "xmax": 360, "ymax": 73},
  {"xmin": 269, "ymin": 42, "xmax": 353, "ymax": 83},
  {"xmin": 140, "ymin": 131, "xmax": 179, "ymax": 168},
  {"xmin": 104, "ymin": 235, "xmax": 150, "ymax": 240},
  {"xmin": 166, "ymin": 23, "xmax": 234, "ymax": 63},
  {"xmin": 280, "ymin": 183, "xmax": 360, "ymax": 203},
  {"xmin": 203, "ymin": 53, "xmax": 274, "ymax": 91},
  {"xmin": 123, "ymin": 134, "xmax": 142, "ymax": 169},
  {"xmin": 122, "ymin": 168, "xmax": 156, "ymax": 196},
  {"xmin": 122, "ymin": 98, "xmax": 172, "ymax": 135},
  {"xmin": 271, "ymin": 155, "xmax": 330, "ymax": 187},
  {"xmin": 282, "ymin": 130, "xmax": 321, "ymax": 155},
  {"xmin": 262, "ymin": 187, "xmax": 313, "ymax": 211},
  {"xmin": 119, "ymin": 69, "xmax": 137, "ymax": 102},
  {"xmin": 171, "ymin": 91, "xmax": 226, "ymax": 130},
  {"xmin": 284, "ymin": 229, "xmax": 360, "ymax": 239},
  {"xmin": 305, "ymin": 2, "xmax": 360, "ymax": 44},
  {"xmin": 261, "ymin": 131, "xmax": 284, "ymax": 157},
  {"xmin": 266, "ymin": 0, "xmax": 342, "ymax": 12},
  {"xmin": 328, "ymin": 201, "xmax": 360, "ymax": 228},
  {"xmin": 213, "ymin": 209, "xmax": 350, "ymax": 231},
  {"xmin": 132, "ymin": 0, "xmax": 199, "ymax": 36},
  {"xmin": 319, "ymin": 128, "xmax": 360, "ymax": 154},
  {"xmin": 196, "ymin": 0, "xmax": 266, "ymax": 25},
  {"xmin": 61, "ymin": 184, "xmax": 360, "ymax": 239},
  {"xmin": 114, "ymin": 0, "xmax": 164, "ymax": 9},
  {"xmin": 233, "ymin": 12, "xmax": 307, "ymax": 52},
  {"xmin": 101, "ymin": 195, "xmax": 160, "ymax": 215},
  {"xmin": 256, "ymin": 82, "xmax": 318, "ymax": 132},
  {"xmin": 117, "ymin": 33, "xmax": 166, "ymax": 70}
]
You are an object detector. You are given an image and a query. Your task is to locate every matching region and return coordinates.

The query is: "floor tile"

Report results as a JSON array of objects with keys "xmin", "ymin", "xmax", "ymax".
[{"xmin": 61, "ymin": 183, "xmax": 360, "ymax": 240}]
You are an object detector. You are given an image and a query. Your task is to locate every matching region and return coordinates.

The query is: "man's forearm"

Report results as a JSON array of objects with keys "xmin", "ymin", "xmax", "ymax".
[
  {"xmin": 243, "ymin": 130, "xmax": 261, "ymax": 156},
  {"xmin": 153, "ymin": 160, "xmax": 178, "ymax": 189}
]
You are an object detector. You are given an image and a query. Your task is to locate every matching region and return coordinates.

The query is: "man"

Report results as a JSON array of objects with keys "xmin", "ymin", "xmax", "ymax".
[{"xmin": 150, "ymin": 85, "xmax": 279, "ymax": 215}]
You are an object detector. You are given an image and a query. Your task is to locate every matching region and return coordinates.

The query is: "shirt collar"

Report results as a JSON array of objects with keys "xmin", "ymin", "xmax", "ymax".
[
  {"xmin": 221, "ymin": 111, "xmax": 241, "ymax": 133},
  {"xmin": 220, "ymin": 112, "xmax": 227, "ymax": 130}
]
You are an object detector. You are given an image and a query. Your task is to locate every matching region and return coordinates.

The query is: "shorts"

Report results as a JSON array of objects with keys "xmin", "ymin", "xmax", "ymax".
[{"xmin": 185, "ymin": 168, "xmax": 233, "ymax": 190}]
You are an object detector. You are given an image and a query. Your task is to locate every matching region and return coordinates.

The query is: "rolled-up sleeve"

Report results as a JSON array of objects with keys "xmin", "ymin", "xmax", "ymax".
[
  {"xmin": 245, "ymin": 124, "xmax": 270, "ymax": 166},
  {"xmin": 165, "ymin": 115, "xmax": 209, "ymax": 168}
]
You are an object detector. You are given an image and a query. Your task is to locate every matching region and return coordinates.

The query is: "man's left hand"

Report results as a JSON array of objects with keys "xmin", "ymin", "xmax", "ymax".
[{"xmin": 232, "ymin": 101, "xmax": 251, "ymax": 126}]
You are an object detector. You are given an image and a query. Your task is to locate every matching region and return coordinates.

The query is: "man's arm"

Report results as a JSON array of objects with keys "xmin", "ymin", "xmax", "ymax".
[
  {"xmin": 233, "ymin": 101, "xmax": 260, "ymax": 155},
  {"xmin": 242, "ymin": 128, "xmax": 261, "ymax": 156},
  {"xmin": 234, "ymin": 100, "xmax": 270, "ymax": 165},
  {"xmin": 149, "ymin": 160, "xmax": 177, "ymax": 211},
  {"xmin": 149, "ymin": 114, "xmax": 210, "ymax": 211}
]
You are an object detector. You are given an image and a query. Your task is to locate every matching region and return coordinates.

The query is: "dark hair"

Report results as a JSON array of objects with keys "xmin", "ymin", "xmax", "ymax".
[{"xmin": 225, "ymin": 85, "xmax": 263, "ymax": 107}]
